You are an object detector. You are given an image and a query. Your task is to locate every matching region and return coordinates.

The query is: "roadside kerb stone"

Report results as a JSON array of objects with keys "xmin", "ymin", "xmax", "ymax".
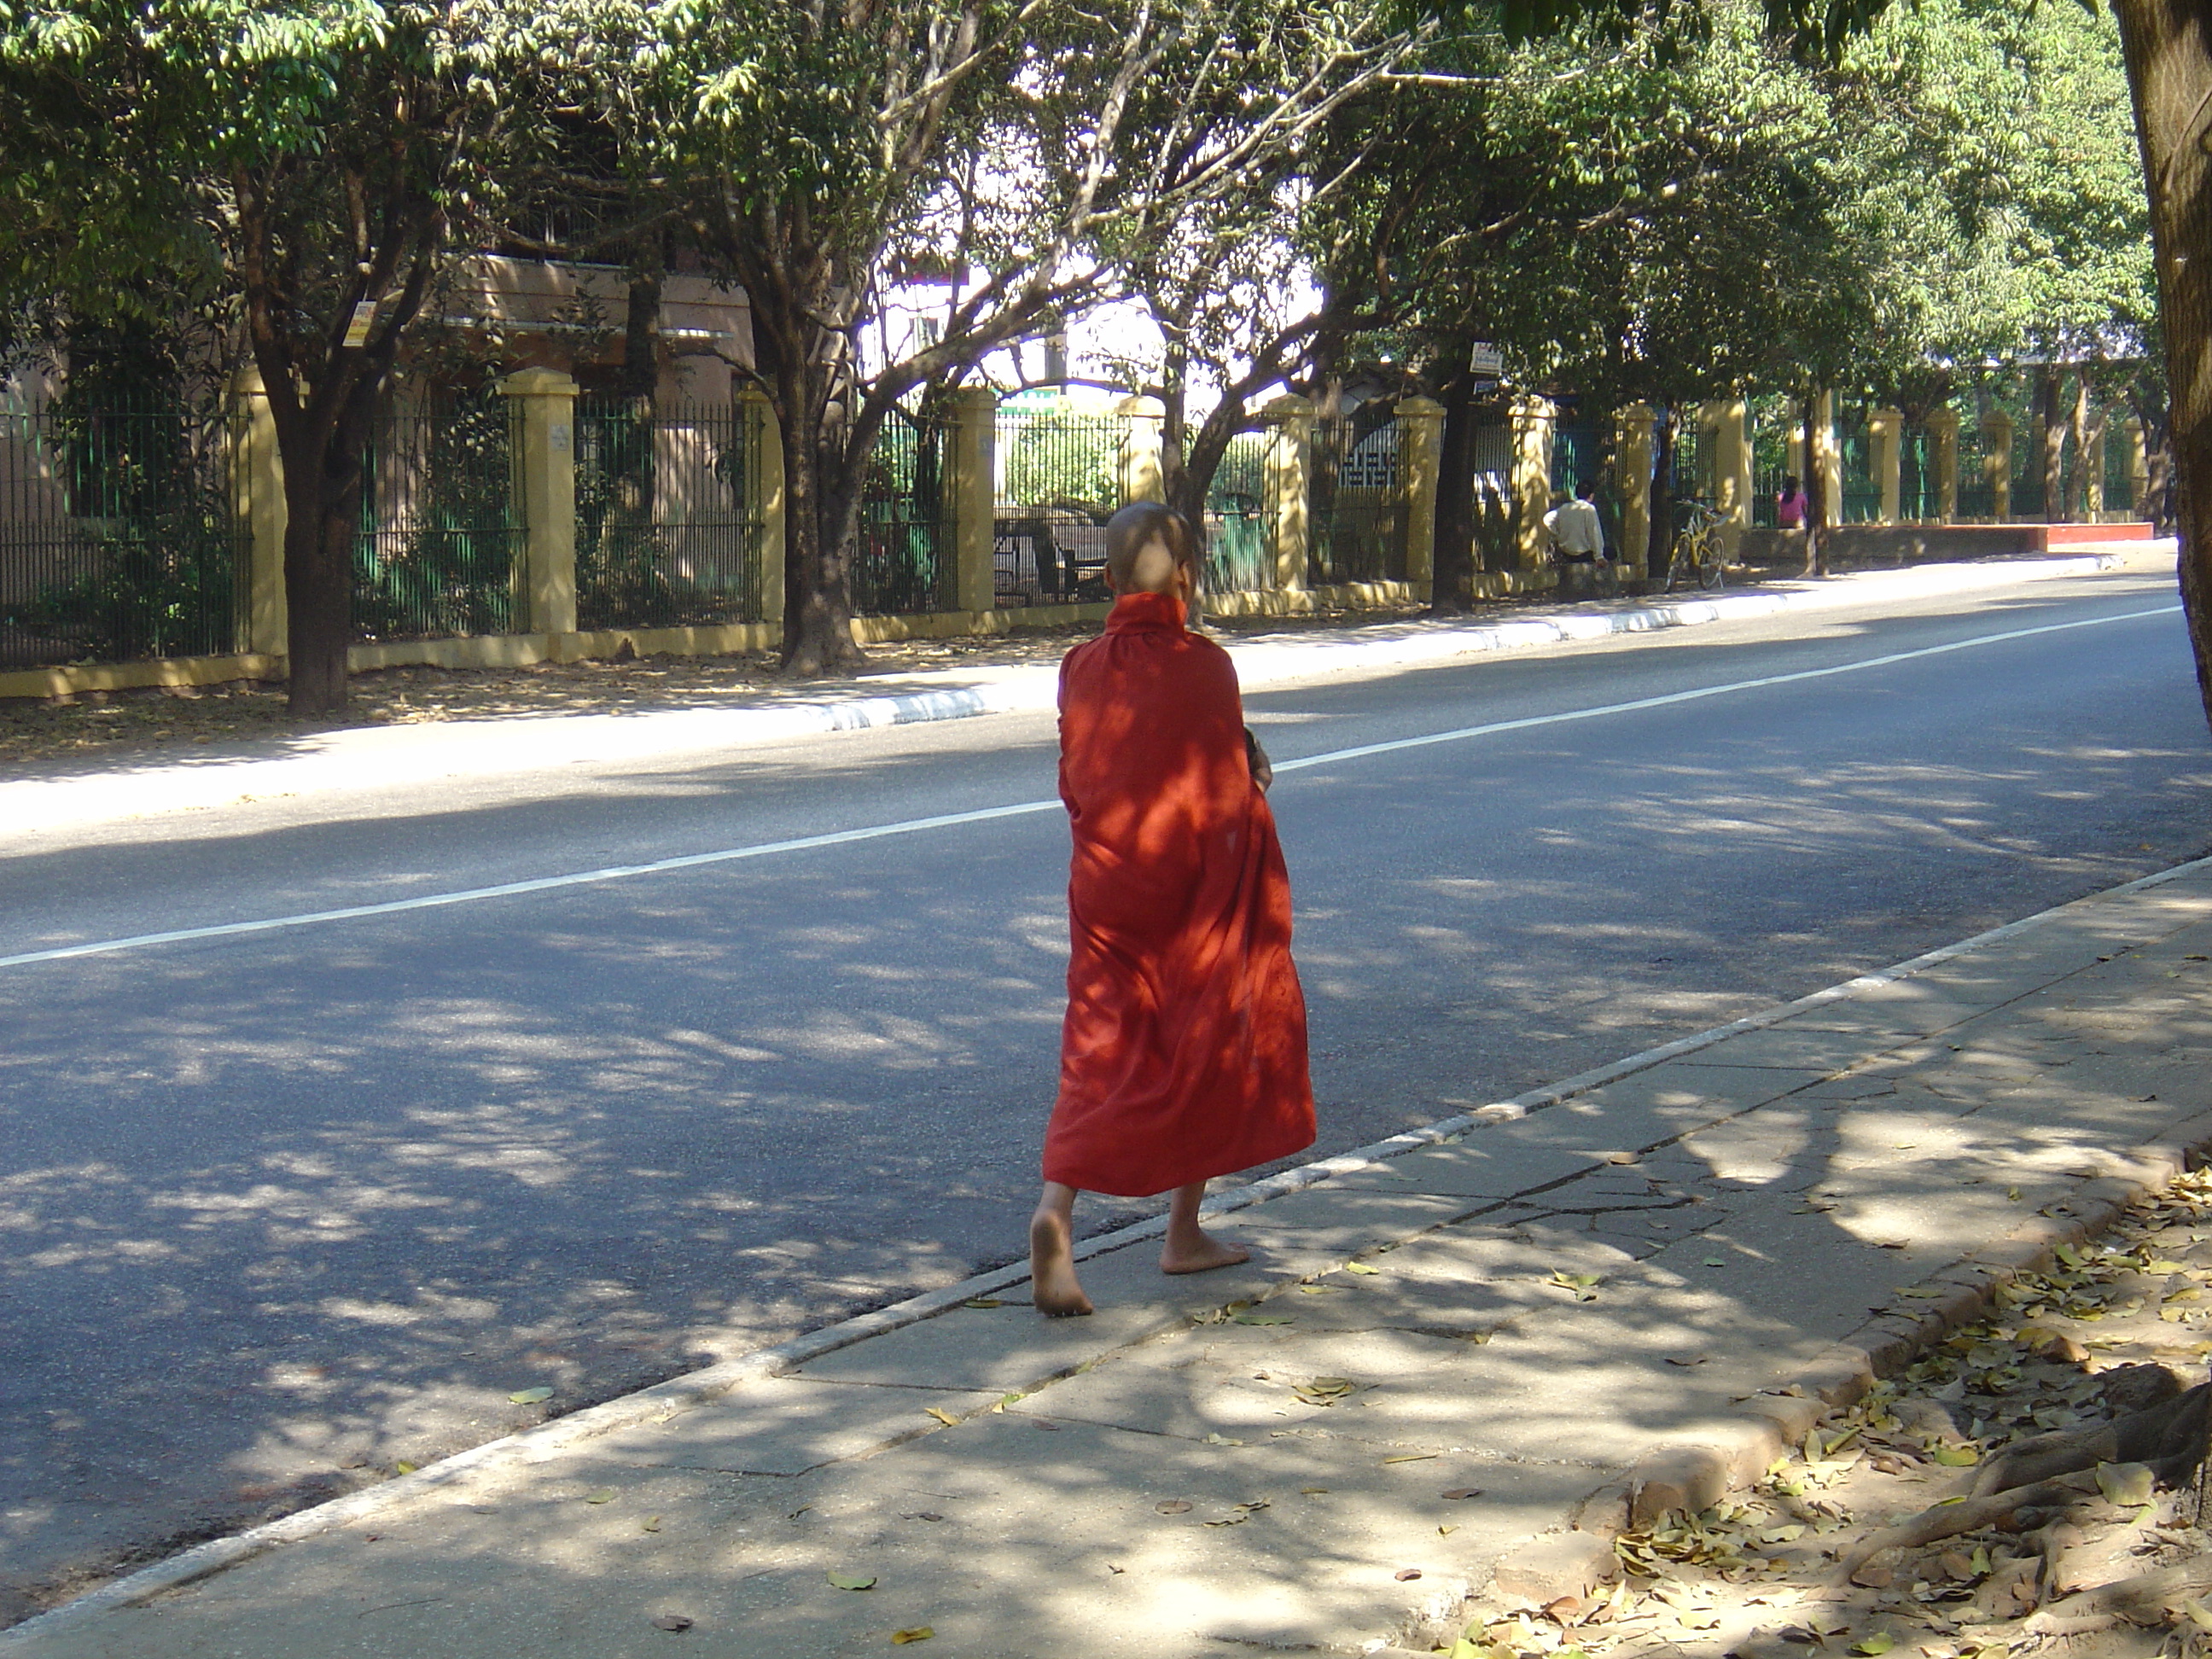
[{"xmin": 0, "ymin": 552, "xmax": 2128, "ymax": 836}]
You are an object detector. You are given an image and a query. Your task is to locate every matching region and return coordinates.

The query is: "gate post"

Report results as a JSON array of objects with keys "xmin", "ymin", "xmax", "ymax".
[
  {"xmin": 1615, "ymin": 404, "xmax": 1654, "ymax": 581},
  {"xmin": 1984, "ymin": 409, "xmax": 2013, "ymax": 521},
  {"xmin": 1262, "ymin": 394, "xmax": 1313, "ymax": 592},
  {"xmin": 1869, "ymin": 406, "xmax": 1904, "ymax": 525},
  {"xmin": 1394, "ymin": 396, "xmax": 1444, "ymax": 593},
  {"xmin": 230, "ymin": 365, "xmax": 288, "ymax": 657},
  {"xmin": 500, "ymin": 368, "xmax": 578, "ymax": 637},
  {"xmin": 946, "ymin": 386, "xmax": 998, "ymax": 615},
  {"xmin": 1509, "ymin": 395, "xmax": 1557, "ymax": 573},
  {"xmin": 738, "ymin": 387, "xmax": 784, "ymax": 631},
  {"xmin": 1703, "ymin": 399, "xmax": 1752, "ymax": 556},
  {"xmin": 1927, "ymin": 408, "xmax": 1959, "ymax": 522},
  {"xmin": 1115, "ymin": 395, "xmax": 1166, "ymax": 506}
]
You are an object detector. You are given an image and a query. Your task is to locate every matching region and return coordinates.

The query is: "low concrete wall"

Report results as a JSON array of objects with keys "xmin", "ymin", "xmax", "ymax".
[{"xmin": 1739, "ymin": 521, "xmax": 2153, "ymax": 569}]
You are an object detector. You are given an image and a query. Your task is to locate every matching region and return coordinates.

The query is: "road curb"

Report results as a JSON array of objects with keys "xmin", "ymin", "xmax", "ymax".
[
  {"xmin": 4, "ymin": 845, "xmax": 2203, "ymax": 1648},
  {"xmin": 2, "ymin": 551, "xmax": 2129, "ymax": 835}
]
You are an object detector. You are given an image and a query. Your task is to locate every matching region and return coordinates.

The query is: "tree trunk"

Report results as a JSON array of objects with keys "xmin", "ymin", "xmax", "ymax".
[
  {"xmin": 2114, "ymin": 0, "xmax": 2212, "ymax": 729},
  {"xmin": 2068, "ymin": 374, "xmax": 2093, "ymax": 522},
  {"xmin": 1431, "ymin": 341, "xmax": 1481, "ymax": 609},
  {"xmin": 1649, "ymin": 405, "xmax": 1676, "ymax": 573},
  {"xmin": 2036, "ymin": 366, "xmax": 2068, "ymax": 523},
  {"xmin": 281, "ymin": 471, "xmax": 352, "ymax": 716},
  {"xmin": 1802, "ymin": 387, "xmax": 1828, "ymax": 577}
]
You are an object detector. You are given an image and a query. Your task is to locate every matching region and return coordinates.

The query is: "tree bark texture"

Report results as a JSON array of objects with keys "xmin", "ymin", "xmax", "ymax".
[
  {"xmin": 2116, "ymin": 0, "xmax": 2212, "ymax": 730},
  {"xmin": 1802, "ymin": 388, "xmax": 1828, "ymax": 577},
  {"xmin": 1431, "ymin": 342, "xmax": 1483, "ymax": 606},
  {"xmin": 2036, "ymin": 366, "xmax": 2068, "ymax": 524}
]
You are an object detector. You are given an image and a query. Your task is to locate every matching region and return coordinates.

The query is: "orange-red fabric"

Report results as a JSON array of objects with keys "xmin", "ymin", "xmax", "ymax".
[{"xmin": 1043, "ymin": 589, "xmax": 1315, "ymax": 1197}]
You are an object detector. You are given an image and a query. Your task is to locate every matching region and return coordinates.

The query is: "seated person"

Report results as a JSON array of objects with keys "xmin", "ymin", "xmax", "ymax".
[{"xmin": 1544, "ymin": 478, "xmax": 1608, "ymax": 563}]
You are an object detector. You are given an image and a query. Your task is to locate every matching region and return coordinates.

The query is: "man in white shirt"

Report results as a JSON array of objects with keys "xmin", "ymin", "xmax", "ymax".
[{"xmin": 1544, "ymin": 478, "xmax": 1607, "ymax": 564}]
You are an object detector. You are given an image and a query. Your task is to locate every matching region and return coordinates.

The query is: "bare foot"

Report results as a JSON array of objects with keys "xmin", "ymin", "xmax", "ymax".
[
  {"xmin": 1029, "ymin": 1208, "xmax": 1093, "ymax": 1317},
  {"xmin": 1161, "ymin": 1229, "xmax": 1251, "ymax": 1276}
]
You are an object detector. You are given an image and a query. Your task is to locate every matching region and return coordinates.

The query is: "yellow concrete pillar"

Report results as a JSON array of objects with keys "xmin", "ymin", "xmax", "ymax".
[
  {"xmin": 1702, "ymin": 399, "xmax": 1751, "ymax": 556},
  {"xmin": 2083, "ymin": 410, "xmax": 2108, "ymax": 518},
  {"xmin": 1115, "ymin": 394, "xmax": 1165, "ymax": 505},
  {"xmin": 1262, "ymin": 394, "xmax": 1312, "ymax": 592},
  {"xmin": 2124, "ymin": 416, "xmax": 2149, "ymax": 517},
  {"xmin": 1394, "ymin": 395, "xmax": 1444, "ymax": 591},
  {"xmin": 1509, "ymin": 394, "xmax": 1557, "ymax": 573},
  {"xmin": 1813, "ymin": 391, "xmax": 1842, "ymax": 529},
  {"xmin": 500, "ymin": 367, "xmax": 578, "ymax": 637},
  {"xmin": 739, "ymin": 386, "xmax": 785, "ymax": 630},
  {"xmin": 1869, "ymin": 407, "xmax": 1904, "ymax": 525},
  {"xmin": 944, "ymin": 387, "xmax": 998, "ymax": 614},
  {"xmin": 230, "ymin": 366, "xmax": 288, "ymax": 656},
  {"xmin": 1983, "ymin": 409, "xmax": 2013, "ymax": 521},
  {"xmin": 1615, "ymin": 403, "xmax": 1654, "ymax": 581},
  {"xmin": 1926, "ymin": 409, "xmax": 1959, "ymax": 523}
]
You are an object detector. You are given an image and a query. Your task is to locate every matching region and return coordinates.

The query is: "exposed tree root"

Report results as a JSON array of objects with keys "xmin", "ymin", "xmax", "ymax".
[
  {"xmin": 1974, "ymin": 1382, "xmax": 2210, "ymax": 1496},
  {"xmin": 2025, "ymin": 1557, "xmax": 2212, "ymax": 1636},
  {"xmin": 1836, "ymin": 1473, "xmax": 2097, "ymax": 1575}
]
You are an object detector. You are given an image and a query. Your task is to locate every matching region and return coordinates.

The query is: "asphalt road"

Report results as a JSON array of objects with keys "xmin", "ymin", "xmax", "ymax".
[{"xmin": 2, "ymin": 567, "xmax": 2208, "ymax": 1620}]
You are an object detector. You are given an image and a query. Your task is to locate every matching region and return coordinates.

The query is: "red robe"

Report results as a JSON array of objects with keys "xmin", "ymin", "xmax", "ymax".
[{"xmin": 1043, "ymin": 589, "xmax": 1315, "ymax": 1196}]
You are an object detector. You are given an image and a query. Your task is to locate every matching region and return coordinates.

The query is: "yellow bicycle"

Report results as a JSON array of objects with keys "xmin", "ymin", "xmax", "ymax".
[{"xmin": 1664, "ymin": 499, "xmax": 1727, "ymax": 593}]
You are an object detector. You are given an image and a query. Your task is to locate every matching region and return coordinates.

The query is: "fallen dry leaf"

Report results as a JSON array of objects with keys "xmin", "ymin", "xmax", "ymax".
[
  {"xmin": 509, "ymin": 1386, "xmax": 554, "ymax": 1405},
  {"xmin": 923, "ymin": 1407, "xmax": 960, "ymax": 1427},
  {"xmin": 1156, "ymin": 1499, "xmax": 1193, "ymax": 1515},
  {"xmin": 642, "ymin": 1516, "xmax": 662, "ymax": 1533},
  {"xmin": 827, "ymin": 1571, "xmax": 877, "ymax": 1592},
  {"xmin": 583, "ymin": 1488, "xmax": 616, "ymax": 1505},
  {"xmin": 1441, "ymin": 1487, "xmax": 1486, "ymax": 1500},
  {"xmin": 650, "ymin": 1614, "xmax": 693, "ymax": 1632},
  {"xmin": 1397, "ymin": 1567, "xmax": 1424, "ymax": 1581},
  {"xmin": 890, "ymin": 1627, "xmax": 934, "ymax": 1645}
]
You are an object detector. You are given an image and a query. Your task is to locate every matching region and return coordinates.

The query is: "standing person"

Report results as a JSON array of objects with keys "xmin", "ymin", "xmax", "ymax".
[
  {"xmin": 1776, "ymin": 474, "xmax": 1811, "ymax": 566},
  {"xmin": 1028, "ymin": 502, "xmax": 1316, "ymax": 1318}
]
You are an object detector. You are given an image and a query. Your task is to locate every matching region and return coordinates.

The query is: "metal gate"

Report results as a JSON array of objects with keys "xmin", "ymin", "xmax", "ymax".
[
  {"xmin": 575, "ymin": 399, "xmax": 761, "ymax": 630},
  {"xmin": 354, "ymin": 389, "xmax": 521, "ymax": 642}
]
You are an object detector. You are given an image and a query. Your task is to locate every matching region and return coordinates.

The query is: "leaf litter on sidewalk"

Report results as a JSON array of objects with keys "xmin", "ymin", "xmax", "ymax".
[{"xmin": 1438, "ymin": 1167, "xmax": 2212, "ymax": 1659}]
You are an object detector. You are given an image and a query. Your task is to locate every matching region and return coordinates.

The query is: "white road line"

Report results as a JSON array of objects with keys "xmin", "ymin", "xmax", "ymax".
[{"xmin": 1, "ymin": 602, "xmax": 2183, "ymax": 972}]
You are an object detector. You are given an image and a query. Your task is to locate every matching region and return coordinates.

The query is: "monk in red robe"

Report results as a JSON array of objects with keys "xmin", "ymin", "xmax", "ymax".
[{"xmin": 1028, "ymin": 502, "xmax": 1316, "ymax": 1317}]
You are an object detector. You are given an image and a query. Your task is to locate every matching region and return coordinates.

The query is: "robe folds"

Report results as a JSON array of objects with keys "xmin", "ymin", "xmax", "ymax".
[{"xmin": 1043, "ymin": 589, "xmax": 1315, "ymax": 1197}]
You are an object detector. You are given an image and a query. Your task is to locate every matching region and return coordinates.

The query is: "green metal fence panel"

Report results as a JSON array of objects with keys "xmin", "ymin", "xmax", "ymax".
[
  {"xmin": 1665, "ymin": 416, "xmax": 1705, "ymax": 500},
  {"xmin": 1550, "ymin": 422, "xmax": 1604, "ymax": 496},
  {"xmin": 1308, "ymin": 413, "xmax": 1406, "ymax": 585},
  {"xmin": 0, "ymin": 383, "xmax": 242, "ymax": 668},
  {"xmin": 1837, "ymin": 405, "xmax": 1879, "ymax": 522},
  {"xmin": 1901, "ymin": 427, "xmax": 1934, "ymax": 521},
  {"xmin": 853, "ymin": 405, "xmax": 954, "ymax": 615},
  {"xmin": 1956, "ymin": 411, "xmax": 1995, "ymax": 520},
  {"xmin": 2104, "ymin": 421, "xmax": 2136, "ymax": 516},
  {"xmin": 1751, "ymin": 411, "xmax": 1791, "ymax": 528},
  {"xmin": 1205, "ymin": 428, "xmax": 1269, "ymax": 594},
  {"xmin": 355, "ymin": 389, "xmax": 521, "ymax": 642},
  {"xmin": 993, "ymin": 408, "xmax": 1119, "ymax": 605},
  {"xmin": 574, "ymin": 399, "xmax": 760, "ymax": 630}
]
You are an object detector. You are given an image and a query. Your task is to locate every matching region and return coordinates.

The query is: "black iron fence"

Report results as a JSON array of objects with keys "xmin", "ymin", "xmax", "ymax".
[
  {"xmin": 0, "ymin": 386, "xmax": 242, "ymax": 669},
  {"xmin": 575, "ymin": 399, "xmax": 761, "ymax": 631},
  {"xmin": 354, "ymin": 389, "xmax": 521, "ymax": 642},
  {"xmin": 993, "ymin": 408, "xmax": 1119, "ymax": 605},
  {"xmin": 853, "ymin": 405, "xmax": 954, "ymax": 615},
  {"xmin": 1308, "ymin": 413, "xmax": 1406, "ymax": 585}
]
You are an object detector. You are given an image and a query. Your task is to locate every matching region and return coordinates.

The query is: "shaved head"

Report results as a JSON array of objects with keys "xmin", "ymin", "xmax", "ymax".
[{"xmin": 1104, "ymin": 502, "xmax": 1201, "ymax": 595}]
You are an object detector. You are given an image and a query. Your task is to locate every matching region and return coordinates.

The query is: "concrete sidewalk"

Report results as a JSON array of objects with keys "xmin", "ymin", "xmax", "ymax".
[
  {"xmin": 6, "ymin": 856, "xmax": 2208, "ymax": 1656},
  {"xmin": 0, "ymin": 550, "xmax": 2139, "ymax": 834}
]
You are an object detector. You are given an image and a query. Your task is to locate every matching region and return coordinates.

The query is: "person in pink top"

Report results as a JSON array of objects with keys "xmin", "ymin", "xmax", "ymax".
[{"xmin": 1776, "ymin": 474, "xmax": 1810, "ymax": 529}]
